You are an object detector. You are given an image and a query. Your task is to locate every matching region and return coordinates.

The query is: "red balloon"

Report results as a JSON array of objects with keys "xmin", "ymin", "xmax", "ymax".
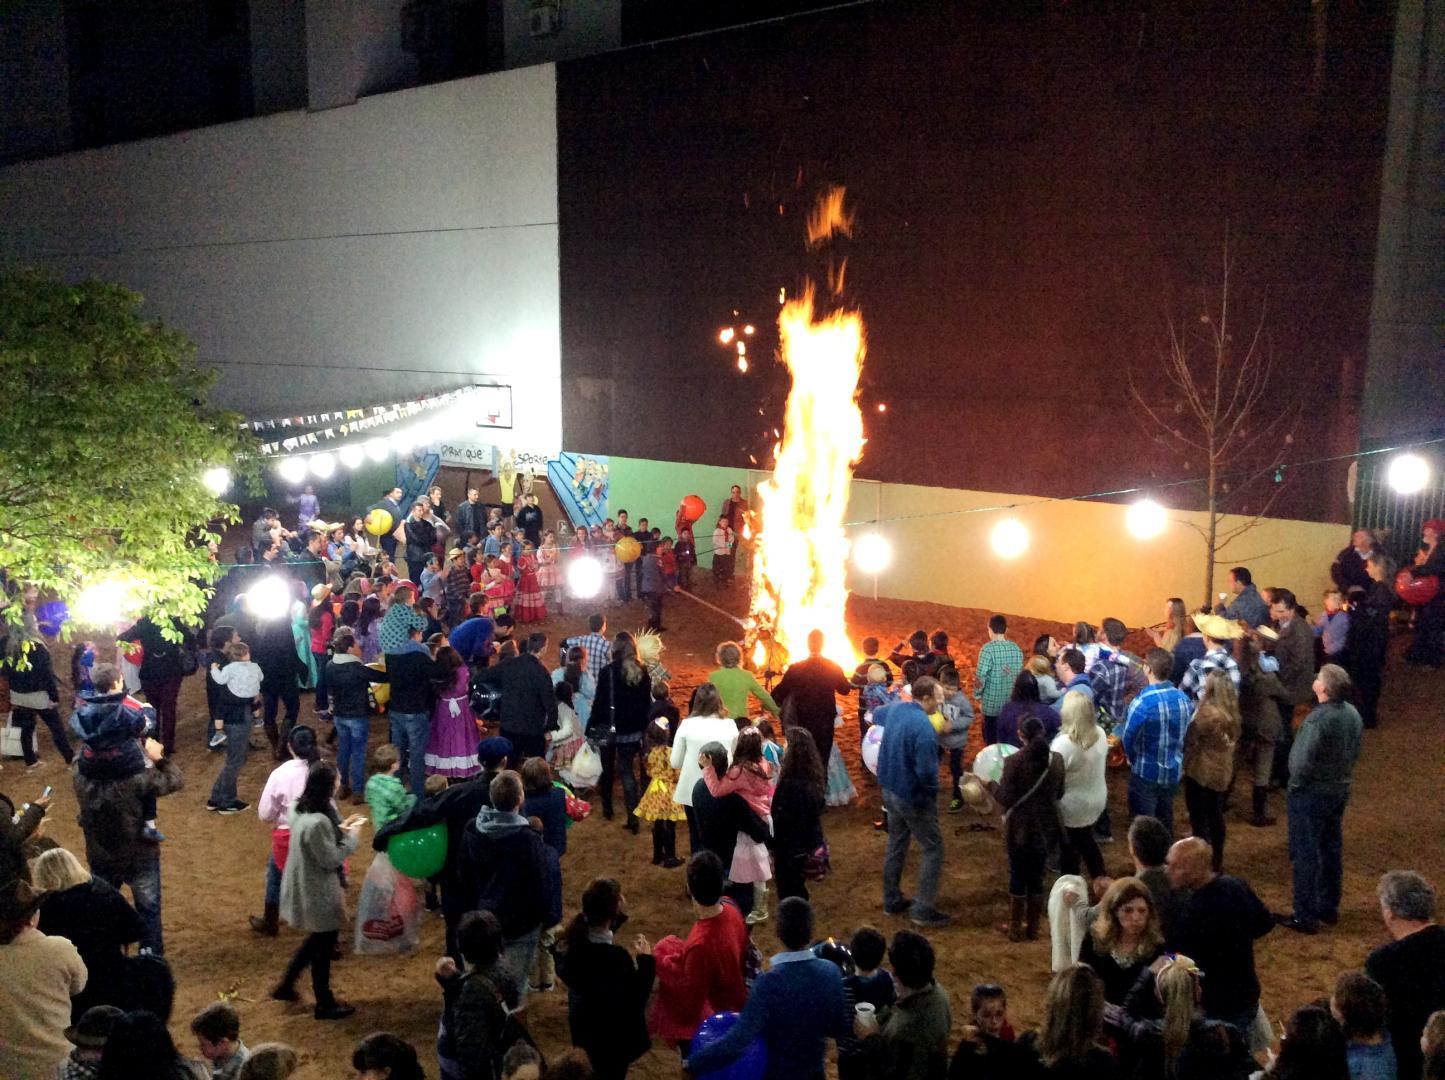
[
  {"xmin": 680, "ymin": 494, "xmax": 707, "ymax": 523},
  {"xmin": 1395, "ymin": 570, "xmax": 1439, "ymax": 606}
]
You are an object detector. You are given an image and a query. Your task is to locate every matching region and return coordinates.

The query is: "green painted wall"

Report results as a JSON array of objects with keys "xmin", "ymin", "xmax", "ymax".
[{"xmin": 606, "ymin": 456, "xmax": 752, "ymax": 567}]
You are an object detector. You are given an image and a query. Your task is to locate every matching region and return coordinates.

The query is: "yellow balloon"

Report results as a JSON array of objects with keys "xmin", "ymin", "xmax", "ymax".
[
  {"xmin": 365, "ymin": 508, "xmax": 394, "ymax": 536},
  {"xmin": 615, "ymin": 536, "xmax": 642, "ymax": 564}
]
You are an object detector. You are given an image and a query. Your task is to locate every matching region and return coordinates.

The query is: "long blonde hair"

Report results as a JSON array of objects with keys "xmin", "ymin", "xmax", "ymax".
[
  {"xmin": 1199, "ymin": 669, "xmax": 1241, "ymax": 724},
  {"xmin": 1157, "ymin": 955, "xmax": 1202, "ymax": 1073},
  {"xmin": 1038, "ymin": 964, "xmax": 1106, "ymax": 1067},
  {"xmin": 30, "ymin": 847, "xmax": 91, "ymax": 891},
  {"xmin": 1060, "ymin": 689, "xmax": 1101, "ymax": 750}
]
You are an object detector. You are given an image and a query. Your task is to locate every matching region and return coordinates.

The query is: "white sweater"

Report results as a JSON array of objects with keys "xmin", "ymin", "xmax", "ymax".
[
  {"xmin": 1051, "ymin": 731, "xmax": 1109, "ymax": 828},
  {"xmin": 670, "ymin": 715, "xmax": 740, "ymax": 807}
]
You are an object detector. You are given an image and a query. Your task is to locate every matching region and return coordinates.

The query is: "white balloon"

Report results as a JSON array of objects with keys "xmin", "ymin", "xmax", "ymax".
[
  {"xmin": 861, "ymin": 723, "xmax": 884, "ymax": 774},
  {"xmin": 971, "ymin": 742, "xmax": 1018, "ymax": 784}
]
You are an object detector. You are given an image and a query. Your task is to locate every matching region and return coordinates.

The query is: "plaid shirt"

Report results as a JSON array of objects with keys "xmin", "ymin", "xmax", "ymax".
[
  {"xmin": 1088, "ymin": 650, "xmax": 1141, "ymax": 722},
  {"xmin": 1121, "ymin": 681, "xmax": 1193, "ymax": 785},
  {"xmin": 562, "ymin": 632, "xmax": 612, "ymax": 682},
  {"xmin": 1179, "ymin": 648, "xmax": 1241, "ymax": 700},
  {"xmin": 974, "ymin": 638, "xmax": 1024, "ymax": 716}
]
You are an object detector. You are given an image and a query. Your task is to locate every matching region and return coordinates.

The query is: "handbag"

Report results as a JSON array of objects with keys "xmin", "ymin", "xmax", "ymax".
[{"xmin": 802, "ymin": 840, "xmax": 831, "ymax": 881}]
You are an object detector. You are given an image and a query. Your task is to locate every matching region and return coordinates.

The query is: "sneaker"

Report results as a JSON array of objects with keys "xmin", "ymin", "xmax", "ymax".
[
  {"xmin": 208, "ymin": 731, "xmax": 228, "ymax": 750},
  {"xmin": 205, "ymin": 801, "xmax": 223, "ymax": 812},
  {"xmin": 661, "ymin": 857, "xmax": 684, "ymax": 869},
  {"xmin": 884, "ymin": 898, "xmax": 912, "ymax": 915},
  {"xmin": 745, "ymin": 908, "xmax": 769, "ymax": 925},
  {"xmin": 218, "ymin": 801, "xmax": 250, "ymax": 815},
  {"xmin": 314, "ymin": 1001, "xmax": 356, "ymax": 1021},
  {"xmin": 270, "ymin": 983, "xmax": 299, "ymax": 1003},
  {"xmin": 948, "ymin": 798, "xmax": 964, "ymax": 814},
  {"xmin": 1273, "ymin": 913, "xmax": 1319, "ymax": 935},
  {"xmin": 142, "ymin": 826, "xmax": 168, "ymax": 843},
  {"xmin": 910, "ymin": 909, "xmax": 953, "ymax": 929}
]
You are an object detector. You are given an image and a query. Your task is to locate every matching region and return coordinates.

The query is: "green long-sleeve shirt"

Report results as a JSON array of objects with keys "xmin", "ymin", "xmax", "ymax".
[
  {"xmin": 1287, "ymin": 700, "xmax": 1362, "ymax": 795},
  {"xmin": 365, "ymin": 772, "xmax": 417, "ymax": 830},
  {"xmin": 706, "ymin": 666, "xmax": 781, "ymax": 719}
]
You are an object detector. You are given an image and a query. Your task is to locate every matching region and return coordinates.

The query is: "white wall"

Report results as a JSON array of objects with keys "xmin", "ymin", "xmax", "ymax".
[{"xmin": 0, "ymin": 63, "xmax": 563, "ymax": 453}]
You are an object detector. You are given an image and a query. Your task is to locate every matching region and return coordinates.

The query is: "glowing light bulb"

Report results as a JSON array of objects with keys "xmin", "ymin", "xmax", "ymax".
[
  {"xmin": 1387, "ymin": 453, "xmax": 1431, "ymax": 495},
  {"xmin": 719, "ymin": 327, "xmax": 735, "ymax": 345},
  {"xmin": 309, "ymin": 452, "xmax": 336, "ymax": 479},
  {"xmin": 990, "ymin": 518, "xmax": 1030, "ymax": 559},
  {"xmin": 245, "ymin": 575, "xmax": 293, "ymax": 621},
  {"xmin": 365, "ymin": 438, "xmax": 389, "ymax": 462},
  {"xmin": 1125, "ymin": 498, "xmax": 1167, "ymax": 540},
  {"xmin": 566, "ymin": 556, "xmax": 604, "ymax": 599},
  {"xmin": 852, "ymin": 533, "xmax": 892, "ymax": 574},
  {"xmin": 201, "ymin": 467, "xmax": 231, "ymax": 496},
  {"xmin": 338, "ymin": 444, "xmax": 364, "ymax": 469},
  {"xmin": 277, "ymin": 457, "xmax": 308, "ymax": 485}
]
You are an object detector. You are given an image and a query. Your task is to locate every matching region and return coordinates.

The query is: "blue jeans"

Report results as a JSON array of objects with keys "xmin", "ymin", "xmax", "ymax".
[
  {"xmin": 264, "ymin": 853, "xmax": 282, "ymax": 908},
  {"xmin": 334, "ymin": 715, "xmax": 369, "ymax": 793},
  {"xmin": 881, "ymin": 791, "xmax": 944, "ymax": 917},
  {"xmin": 93, "ymin": 851, "xmax": 163, "ymax": 954},
  {"xmin": 1128, "ymin": 773, "xmax": 1179, "ymax": 836},
  {"xmin": 389, "ymin": 710, "xmax": 430, "ymax": 796},
  {"xmin": 208, "ymin": 721, "xmax": 251, "ymax": 806},
  {"xmin": 503, "ymin": 928, "xmax": 540, "ymax": 999},
  {"xmin": 1287, "ymin": 788, "xmax": 1348, "ymax": 925},
  {"xmin": 311, "ymin": 652, "xmax": 330, "ymax": 712}
]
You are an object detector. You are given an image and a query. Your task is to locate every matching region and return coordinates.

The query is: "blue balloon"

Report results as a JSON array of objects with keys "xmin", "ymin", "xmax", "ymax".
[
  {"xmin": 36, "ymin": 600, "xmax": 69, "ymax": 637},
  {"xmin": 692, "ymin": 1011, "xmax": 767, "ymax": 1080}
]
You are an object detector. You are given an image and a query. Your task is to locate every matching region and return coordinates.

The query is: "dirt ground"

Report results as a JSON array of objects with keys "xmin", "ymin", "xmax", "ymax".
[{"xmin": 10, "ymin": 579, "xmax": 1442, "ymax": 1078}]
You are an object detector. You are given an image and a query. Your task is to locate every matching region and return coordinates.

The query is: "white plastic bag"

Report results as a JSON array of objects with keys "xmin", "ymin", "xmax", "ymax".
[
  {"xmin": 354, "ymin": 853, "xmax": 421, "ymax": 956},
  {"xmin": 564, "ymin": 740, "xmax": 603, "ymax": 789}
]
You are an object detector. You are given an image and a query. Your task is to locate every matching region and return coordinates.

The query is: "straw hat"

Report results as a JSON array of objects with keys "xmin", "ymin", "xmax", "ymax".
[
  {"xmin": 1254, "ymin": 625, "xmax": 1279, "ymax": 641},
  {"xmin": 311, "ymin": 583, "xmax": 332, "ymax": 602},
  {"xmin": 1191, "ymin": 613, "xmax": 1244, "ymax": 641},
  {"xmin": 447, "ymin": 548, "xmax": 465, "ymax": 561},
  {"xmin": 959, "ymin": 776, "xmax": 990, "ymax": 809}
]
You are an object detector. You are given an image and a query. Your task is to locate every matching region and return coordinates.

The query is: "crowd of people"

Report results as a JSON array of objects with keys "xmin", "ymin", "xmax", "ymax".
[{"xmin": 0, "ymin": 484, "xmax": 1442, "ymax": 1079}]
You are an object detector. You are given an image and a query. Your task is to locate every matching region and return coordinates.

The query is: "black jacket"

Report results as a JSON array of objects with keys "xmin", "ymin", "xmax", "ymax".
[
  {"xmin": 772, "ymin": 776, "xmax": 824, "ymax": 863},
  {"xmin": 118, "ymin": 617, "xmax": 190, "ymax": 682},
  {"xmin": 483, "ymin": 653, "xmax": 558, "ymax": 738},
  {"xmin": 452, "ymin": 500, "xmax": 487, "ymax": 545},
  {"xmin": 326, "ymin": 655, "xmax": 388, "ymax": 716},
  {"xmin": 405, "ymin": 516, "xmax": 439, "ymax": 558},
  {"xmin": 251, "ymin": 620, "xmax": 307, "ymax": 691},
  {"xmin": 692, "ymin": 779, "xmax": 770, "ymax": 871},
  {"xmin": 1, "ymin": 638, "xmax": 59, "ymax": 698},
  {"xmin": 388, "ymin": 646, "xmax": 440, "ymax": 714},
  {"xmin": 38, "ymin": 879, "xmax": 145, "ymax": 1020},
  {"xmin": 456, "ymin": 810, "xmax": 550, "ymax": 939},
  {"xmin": 556, "ymin": 936, "xmax": 656, "ymax": 1065},
  {"xmin": 590, "ymin": 661, "xmax": 653, "ymax": 738}
]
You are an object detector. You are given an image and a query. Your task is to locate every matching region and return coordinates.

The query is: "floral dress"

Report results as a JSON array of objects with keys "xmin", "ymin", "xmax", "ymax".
[
  {"xmin": 515, "ymin": 553, "xmax": 547, "ymax": 622},
  {"xmin": 635, "ymin": 745, "xmax": 687, "ymax": 823},
  {"xmin": 425, "ymin": 665, "xmax": 481, "ymax": 778}
]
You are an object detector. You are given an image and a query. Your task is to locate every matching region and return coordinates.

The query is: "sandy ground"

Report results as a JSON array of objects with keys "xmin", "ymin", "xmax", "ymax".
[{"xmin": 10, "ymin": 579, "xmax": 1442, "ymax": 1078}]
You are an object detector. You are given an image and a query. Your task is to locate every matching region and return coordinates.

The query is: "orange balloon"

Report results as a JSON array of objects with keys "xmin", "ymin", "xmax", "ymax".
[{"xmin": 680, "ymin": 494, "xmax": 707, "ymax": 523}]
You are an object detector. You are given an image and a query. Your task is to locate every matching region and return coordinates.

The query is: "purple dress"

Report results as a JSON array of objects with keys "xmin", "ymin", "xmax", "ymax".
[{"xmin": 424, "ymin": 666, "xmax": 480, "ymax": 778}]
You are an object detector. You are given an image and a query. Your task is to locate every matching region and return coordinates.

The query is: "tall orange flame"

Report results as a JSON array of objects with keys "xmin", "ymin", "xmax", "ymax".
[{"xmin": 748, "ymin": 260, "xmax": 864, "ymax": 670}]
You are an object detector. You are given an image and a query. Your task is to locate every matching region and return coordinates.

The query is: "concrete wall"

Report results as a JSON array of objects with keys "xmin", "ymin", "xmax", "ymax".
[
  {"xmin": 0, "ymin": 62, "xmax": 562, "ymax": 451},
  {"xmin": 602, "ymin": 455, "xmax": 1343, "ymax": 626}
]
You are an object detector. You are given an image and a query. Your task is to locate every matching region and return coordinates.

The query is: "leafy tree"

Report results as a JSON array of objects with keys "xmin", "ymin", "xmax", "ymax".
[{"xmin": 0, "ymin": 272, "xmax": 258, "ymax": 636}]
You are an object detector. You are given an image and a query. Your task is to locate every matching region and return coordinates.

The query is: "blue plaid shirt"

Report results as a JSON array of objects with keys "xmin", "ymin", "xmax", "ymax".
[
  {"xmin": 561, "ymin": 632, "xmax": 612, "ymax": 682},
  {"xmin": 1179, "ymin": 648, "xmax": 1241, "ymax": 701},
  {"xmin": 1088, "ymin": 650, "xmax": 1138, "ymax": 722},
  {"xmin": 1121, "ymin": 681, "xmax": 1193, "ymax": 785}
]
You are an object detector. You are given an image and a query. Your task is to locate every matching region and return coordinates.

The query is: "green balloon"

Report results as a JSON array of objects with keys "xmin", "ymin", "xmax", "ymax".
[{"xmin": 387, "ymin": 822, "xmax": 447, "ymax": 878}]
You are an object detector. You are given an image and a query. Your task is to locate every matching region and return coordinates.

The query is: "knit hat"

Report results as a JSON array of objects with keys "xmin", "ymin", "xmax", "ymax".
[
  {"xmin": 477, "ymin": 735, "xmax": 513, "ymax": 767},
  {"xmin": 65, "ymin": 1005, "xmax": 126, "ymax": 1048}
]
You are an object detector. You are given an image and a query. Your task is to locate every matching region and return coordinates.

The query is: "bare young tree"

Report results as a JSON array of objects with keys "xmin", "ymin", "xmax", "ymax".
[{"xmin": 1130, "ymin": 238, "xmax": 1297, "ymax": 607}]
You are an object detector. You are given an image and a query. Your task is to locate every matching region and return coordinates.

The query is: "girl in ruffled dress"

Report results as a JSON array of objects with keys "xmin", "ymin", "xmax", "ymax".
[
  {"xmin": 424, "ymin": 646, "xmax": 480, "ymax": 780},
  {"xmin": 701, "ymin": 727, "xmax": 774, "ymax": 924},
  {"xmin": 634, "ymin": 716, "xmax": 687, "ymax": 867},
  {"xmin": 515, "ymin": 541, "xmax": 547, "ymax": 623},
  {"xmin": 547, "ymin": 681, "xmax": 587, "ymax": 775},
  {"xmin": 537, "ymin": 530, "xmax": 564, "ymax": 614}
]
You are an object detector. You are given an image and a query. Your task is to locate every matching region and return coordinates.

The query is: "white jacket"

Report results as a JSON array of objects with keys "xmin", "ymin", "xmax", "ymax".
[
  {"xmin": 669, "ymin": 714, "xmax": 740, "ymax": 807},
  {"xmin": 1051, "ymin": 731, "xmax": 1109, "ymax": 828}
]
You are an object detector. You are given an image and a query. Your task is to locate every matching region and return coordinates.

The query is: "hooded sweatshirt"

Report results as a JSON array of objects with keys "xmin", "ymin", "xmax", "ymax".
[{"xmin": 457, "ymin": 806, "xmax": 550, "ymax": 939}]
